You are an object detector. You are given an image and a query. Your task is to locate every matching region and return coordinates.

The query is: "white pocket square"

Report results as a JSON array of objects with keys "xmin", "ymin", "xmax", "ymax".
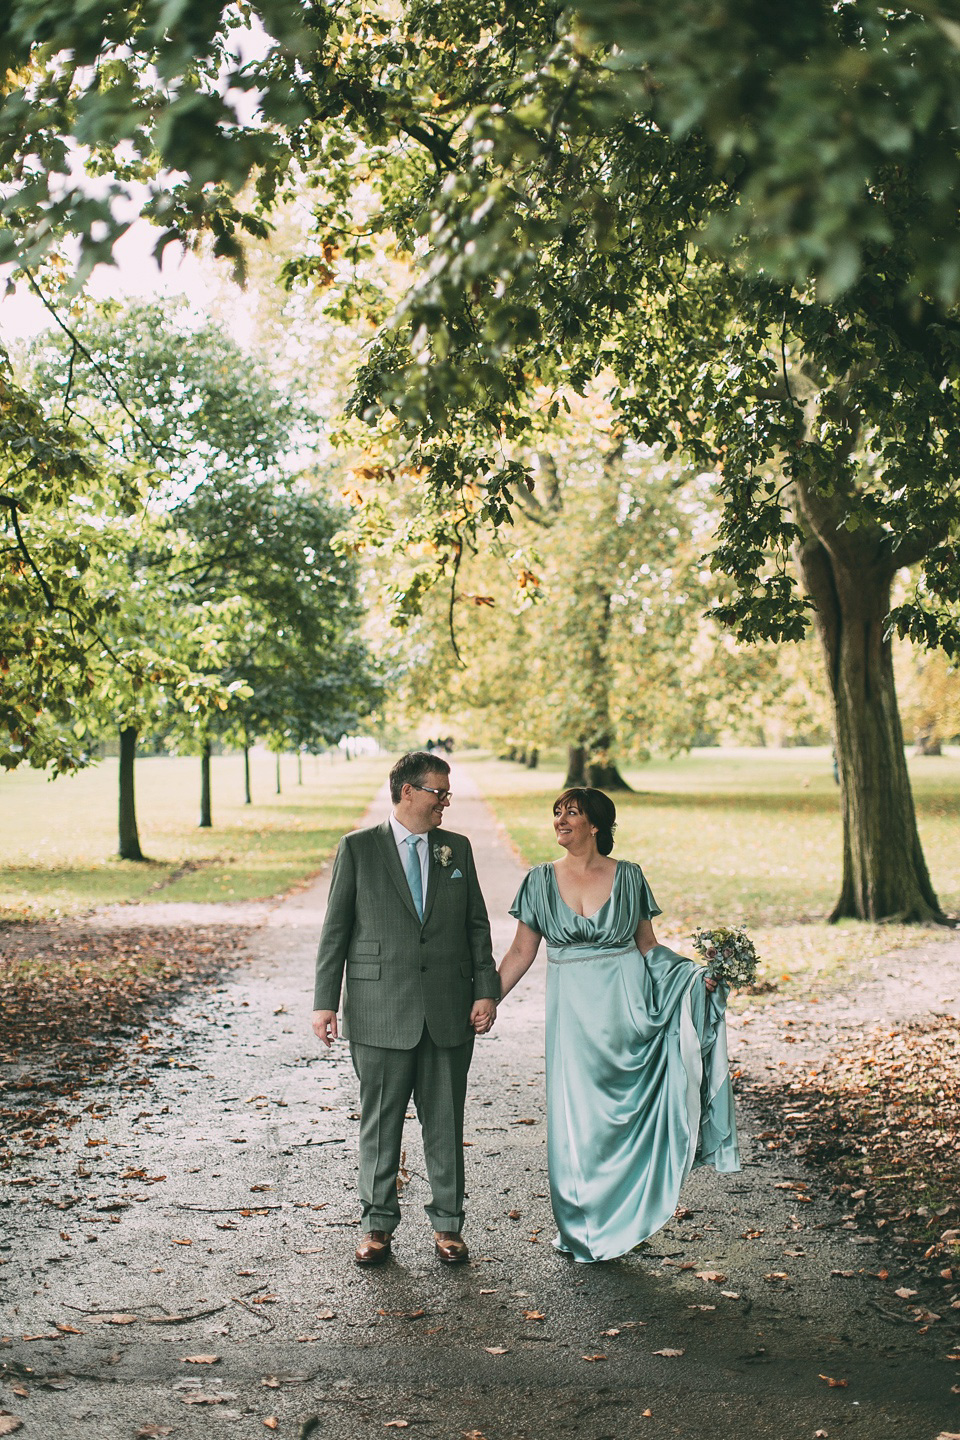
[{"xmin": 450, "ymin": 868, "xmax": 463, "ymax": 879}]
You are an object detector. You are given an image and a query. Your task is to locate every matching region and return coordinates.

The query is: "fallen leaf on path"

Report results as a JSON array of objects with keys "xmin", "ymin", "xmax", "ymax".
[
  {"xmin": 764, "ymin": 1272, "xmax": 789, "ymax": 1282},
  {"xmin": 512, "ymin": 1118, "xmax": 537, "ymax": 1125},
  {"xmin": 479, "ymin": 1289, "xmax": 497, "ymax": 1295},
  {"xmin": 264, "ymin": 1420, "xmax": 279, "ymax": 1431},
  {"xmin": 384, "ymin": 1422, "xmax": 409, "ymax": 1429},
  {"xmin": 831, "ymin": 1270, "xmax": 855, "ymax": 1278},
  {"xmin": 483, "ymin": 1346, "xmax": 509, "ymax": 1355},
  {"xmin": 695, "ymin": 1271, "xmax": 727, "ymax": 1284},
  {"xmin": 741, "ymin": 1230, "xmax": 764, "ymax": 1239},
  {"xmin": 720, "ymin": 1291, "xmax": 741, "ymax": 1300},
  {"xmin": 182, "ymin": 1355, "xmax": 219, "ymax": 1365},
  {"xmin": 296, "ymin": 1336, "xmax": 320, "ymax": 1343},
  {"xmin": 106, "ymin": 1314, "xmax": 138, "ymax": 1325},
  {"xmin": 818, "ymin": 1375, "xmax": 848, "ymax": 1388},
  {"xmin": 54, "ymin": 1323, "xmax": 83, "ymax": 1334},
  {"xmin": 316, "ymin": 1309, "xmax": 335, "ymax": 1321},
  {"xmin": 171, "ymin": 1239, "xmax": 192, "ymax": 1246},
  {"xmin": 251, "ymin": 1185, "xmax": 273, "ymax": 1193},
  {"xmin": 522, "ymin": 1310, "xmax": 545, "ymax": 1321},
  {"xmin": 0, "ymin": 1420, "xmax": 24, "ymax": 1436},
  {"xmin": 688, "ymin": 1305, "xmax": 716, "ymax": 1312},
  {"xmin": 22, "ymin": 1333, "xmax": 60, "ymax": 1342},
  {"xmin": 642, "ymin": 1411, "xmax": 653, "ymax": 1419},
  {"xmin": 895, "ymin": 1287, "xmax": 918, "ymax": 1299},
  {"xmin": 378, "ymin": 1308, "xmax": 425, "ymax": 1320},
  {"xmin": 600, "ymin": 1328, "xmax": 621, "ymax": 1336},
  {"xmin": 507, "ymin": 1209, "xmax": 522, "ymax": 1219},
  {"xmin": 935, "ymin": 1434, "xmax": 960, "ymax": 1439},
  {"xmin": 9, "ymin": 1391, "xmax": 26, "ymax": 1402},
  {"xmin": 182, "ymin": 1395, "xmax": 227, "ymax": 1405},
  {"xmin": 251, "ymin": 1295, "xmax": 279, "ymax": 1304},
  {"xmin": 582, "ymin": 1354, "xmax": 607, "ymax": 1362},
  {"xmin": 652, "ymin": 1348, "xmax": 684, "ymax": 1357}
]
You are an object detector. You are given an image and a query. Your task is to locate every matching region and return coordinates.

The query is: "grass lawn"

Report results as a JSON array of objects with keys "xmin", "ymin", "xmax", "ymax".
[
  {"xmin": 0, "ymin": 749, "xmax": 389, "ymax": 921},
  {"xmin": 466, "ymin": 746, "xmax": 960, "ymax": 996}
]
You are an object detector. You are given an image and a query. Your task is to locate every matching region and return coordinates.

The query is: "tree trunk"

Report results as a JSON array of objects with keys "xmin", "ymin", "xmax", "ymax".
[
  {"xmin": 199, "ymin": 740, "xmax": 212, "ymax": 828},
  {"xmin": 797, "ymin": 528, "xmax": 945, "ymax": 922},
  {"xmin": 297, "ymin": 751, "xmax": 303, "ymax": 785},
  {"xmin": 243, "ymin": 744, "xmax": 252, "ymax": 805},
  {"xmin": 587, "ymin": 757, "xmax": 632, "ymax": 790},
  {"xmin": 118, "ymin": 726, "xmax": 145, "ymax": 861},
  {"xmin": 565, "ymin": 740, "xmax": 632, "ymax": 791},
  {"xmin": 564, "ymin": 744, "xmax": 587, "ymax": 787},
  {"xmin": 275, "ymin": 751, "xmax": 282, "ymax": 795},
  {"xmin": 914, "ymin": 729, "xmax": 943, "ymax": 757}
]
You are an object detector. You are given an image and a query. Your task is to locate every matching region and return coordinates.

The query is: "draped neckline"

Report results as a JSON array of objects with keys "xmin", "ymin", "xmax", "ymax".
[{"xmin": 549, "ymin": 859, "xmax": 620, "ymax": 921}]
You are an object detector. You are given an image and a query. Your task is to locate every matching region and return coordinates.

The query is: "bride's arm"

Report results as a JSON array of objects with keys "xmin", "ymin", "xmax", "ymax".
[
  {"xmin": 634, "ymin": 917, "xmax": 658, "ymax": 954},
  {"xmin": 498, "ymin": 921, "xmax": 543, "ymax": 998},
  {"xmin": 636, "ymin": 917, "xmax": 717, "ymax": 989}
]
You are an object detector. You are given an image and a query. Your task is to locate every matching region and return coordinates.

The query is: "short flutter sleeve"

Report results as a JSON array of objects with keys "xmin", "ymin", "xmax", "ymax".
[
  {"xmin": 508, "ymin": 865, "xmax": 550, "ymax": 935},
  {"xmin": 623, "ymin": 862, "xmax": 662, "ymax": 923}
]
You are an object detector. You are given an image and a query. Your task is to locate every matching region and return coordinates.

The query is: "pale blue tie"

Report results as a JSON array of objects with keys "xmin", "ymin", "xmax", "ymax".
[{"xmin": 404, "ymin": 834, "xmax": 424, "ymax": 919}]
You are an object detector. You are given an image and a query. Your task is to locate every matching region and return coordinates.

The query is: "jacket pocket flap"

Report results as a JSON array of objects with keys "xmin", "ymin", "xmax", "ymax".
[
  {"xmin": 348, "ymin": 962, "xmax": 381, "ymax": 981},
  {"xmin": 354, "ymin": 941, "xmax": 380, "ymax": 954}
]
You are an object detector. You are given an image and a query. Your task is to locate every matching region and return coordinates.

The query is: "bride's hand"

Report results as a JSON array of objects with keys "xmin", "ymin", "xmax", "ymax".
[{"xmin": 705, "ymin": 975, "xmax": 719, "ymax": 992}]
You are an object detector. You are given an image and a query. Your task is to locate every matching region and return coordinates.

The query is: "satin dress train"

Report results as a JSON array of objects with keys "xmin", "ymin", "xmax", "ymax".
[{"xmin": 510, "ymin": 861, "xmax": 740, "ymax": 1263}]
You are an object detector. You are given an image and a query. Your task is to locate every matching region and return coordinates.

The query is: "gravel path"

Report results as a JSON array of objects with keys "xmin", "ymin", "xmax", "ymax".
[{"xmin": 2, "ymin": 767, "xmax": 958, "ymax": 1439}]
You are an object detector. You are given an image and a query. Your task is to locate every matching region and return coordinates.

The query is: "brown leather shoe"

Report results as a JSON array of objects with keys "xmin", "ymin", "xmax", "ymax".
[
  {"xmin": 434, "ymin": 1231, "xmax": 469, "ymax": 1264},
  {"xmin": 355, "ymin": 1230, "xmax": 392, "ymax": 1266}
]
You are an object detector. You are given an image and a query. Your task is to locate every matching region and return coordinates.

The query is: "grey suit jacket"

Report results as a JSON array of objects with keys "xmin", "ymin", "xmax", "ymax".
[{"xmin": 313, "ymin": 821, "xmax": 499, "ymax": 1048}]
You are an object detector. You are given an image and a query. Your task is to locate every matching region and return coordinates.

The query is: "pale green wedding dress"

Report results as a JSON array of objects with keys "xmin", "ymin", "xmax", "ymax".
[{"xmin": 510, "ymin": 860, "xmax": 740, "ymax": 1263}]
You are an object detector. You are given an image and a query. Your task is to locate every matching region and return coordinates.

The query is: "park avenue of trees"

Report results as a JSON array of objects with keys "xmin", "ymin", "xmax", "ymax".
[{"xmin": 2, "ymin": 0, "xmax": 960, "ymax": 919}]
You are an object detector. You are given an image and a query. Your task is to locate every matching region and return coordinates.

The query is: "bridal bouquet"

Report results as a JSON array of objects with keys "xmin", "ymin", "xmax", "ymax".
[{"xmin": 692, "ymin": 925, "xmax": 759, "ymax": 988}]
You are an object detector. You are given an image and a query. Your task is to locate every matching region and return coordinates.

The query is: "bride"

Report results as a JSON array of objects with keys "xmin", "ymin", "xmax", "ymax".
[{"xmin": 498, "ymin": 787, "xmax": 740, "ymax": 1263}]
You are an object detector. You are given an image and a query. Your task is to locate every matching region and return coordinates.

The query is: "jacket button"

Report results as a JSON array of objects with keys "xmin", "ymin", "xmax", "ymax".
[
  {"xmin": 420, "ymin": 965, "xmax": 427, "ymax": 972},
  {"xmin": 420, "ymin": 937, "xmax": 426, "ymax": 945}
]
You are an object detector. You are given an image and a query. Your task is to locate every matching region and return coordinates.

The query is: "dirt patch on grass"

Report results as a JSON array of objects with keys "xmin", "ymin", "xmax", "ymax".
[{"xmin": 0, "ymin": 920, "xmax": 249, "ymax": 1170}]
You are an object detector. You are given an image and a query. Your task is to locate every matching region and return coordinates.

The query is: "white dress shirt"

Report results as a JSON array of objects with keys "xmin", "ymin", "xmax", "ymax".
[{"xmin": 389, "ymin": 813, "xmax": 430, "ymax": 899}]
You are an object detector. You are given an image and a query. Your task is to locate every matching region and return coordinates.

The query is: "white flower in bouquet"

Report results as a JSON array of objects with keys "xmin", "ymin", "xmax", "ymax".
[{"xmin": 692, "ymin": 925, "xmax": 759, "ymax": 988}]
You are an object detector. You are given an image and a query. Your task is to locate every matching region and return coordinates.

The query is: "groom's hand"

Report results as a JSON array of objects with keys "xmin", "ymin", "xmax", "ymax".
[
  {"xmin": 470, "ymin": 999, "xmax": 497, "ymax": 1035},
  {"xmin": 312, "ymin": 1009, "xmax": 338, "ymax": 1046}
]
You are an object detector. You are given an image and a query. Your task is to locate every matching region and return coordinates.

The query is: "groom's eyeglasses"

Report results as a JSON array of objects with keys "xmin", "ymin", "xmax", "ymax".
[{"xmin": 413, "ymin": 784, "xmax": 452, "ymax": 801}]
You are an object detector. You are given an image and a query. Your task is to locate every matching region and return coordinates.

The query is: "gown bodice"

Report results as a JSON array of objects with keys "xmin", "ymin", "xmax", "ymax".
[{"xmin": 509, "ymin": 859, "xmax": 662, "ymax": 961}]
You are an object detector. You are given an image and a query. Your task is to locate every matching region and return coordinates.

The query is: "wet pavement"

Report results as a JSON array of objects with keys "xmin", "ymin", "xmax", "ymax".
[{"xmin": 2, "ymin": 768, "xmax": 959, "ymax": 1439}]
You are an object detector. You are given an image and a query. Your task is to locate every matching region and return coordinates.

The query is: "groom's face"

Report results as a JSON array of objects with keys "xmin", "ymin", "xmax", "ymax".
[{"xmin": 398, "ymin": 769, "xmax": 451, "ymax": 833}]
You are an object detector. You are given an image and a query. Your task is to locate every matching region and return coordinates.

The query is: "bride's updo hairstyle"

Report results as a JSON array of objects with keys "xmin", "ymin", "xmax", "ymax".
[{"xmin": 553, "ymin": 787, "xmax": 617, "ymax": 856}]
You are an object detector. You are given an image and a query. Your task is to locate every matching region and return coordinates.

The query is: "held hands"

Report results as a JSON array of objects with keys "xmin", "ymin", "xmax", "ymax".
[
  {"xmin": 470, "ymin": 998, "xmax": 497, "ymax": 1036},
  {"xmin": 312, "ymin": 1009, "xmax": 338, "ymax": 1046}
]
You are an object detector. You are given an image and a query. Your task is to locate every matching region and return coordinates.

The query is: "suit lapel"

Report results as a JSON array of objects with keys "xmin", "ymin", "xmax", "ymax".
[
  {"xmin": 422, "ymin": 838, "xmax": 440, "ymax": 923},
  {"xmin": 374, "ymin": 821, "xmax": 421, "ymax": 922}
]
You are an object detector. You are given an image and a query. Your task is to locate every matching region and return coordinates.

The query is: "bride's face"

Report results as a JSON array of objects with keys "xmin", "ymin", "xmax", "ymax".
[{"xmin": 553, "ymin": 798, "xmax": 597, "ymax": 850}]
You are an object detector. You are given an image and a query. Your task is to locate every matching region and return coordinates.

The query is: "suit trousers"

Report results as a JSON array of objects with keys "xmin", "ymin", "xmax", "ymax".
[{"xmin": 350, "ymin": 1027, "xmax": 474, "ymax": 1234}]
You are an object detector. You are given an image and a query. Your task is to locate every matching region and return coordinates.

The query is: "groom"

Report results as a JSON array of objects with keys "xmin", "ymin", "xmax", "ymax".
[{"xmin": 312, "ymin": 751, "xmax": 499, "ymax": 1266}]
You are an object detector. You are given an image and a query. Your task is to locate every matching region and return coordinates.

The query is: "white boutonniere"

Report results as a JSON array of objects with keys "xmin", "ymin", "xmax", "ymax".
[{"xmin": 433, "ymin": 844, "xmax": 453, "ymax": 868}]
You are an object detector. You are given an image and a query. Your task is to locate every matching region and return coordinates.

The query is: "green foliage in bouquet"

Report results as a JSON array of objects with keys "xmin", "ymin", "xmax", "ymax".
[{"xmin": 692, "ymin": 927, "xmax": 759, "ymax": 989}]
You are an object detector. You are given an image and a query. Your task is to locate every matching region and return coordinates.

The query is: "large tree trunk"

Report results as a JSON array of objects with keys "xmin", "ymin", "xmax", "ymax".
[
  {"xmin": 243, "ymin": 743, "xmax": 252, "ymax": 805},
  {"xmin": 565, "ymin": 744, "xmax": 587, "ymax": 787},
  {"xmin": 275, "ymin": 751, "xmax": 282, "ymax": 795},
  {"xmin": 796, "ymin": 521, "xmax": 945, "ymax": 922},
  {"xmin": 565, "ymin": 740, "xmax": 632, "ymax": 791},
  {"xmin": 199, "ymin": 739, "xmax": 212, "ymax": 829},
  {"xmin": 118, "ymin": 726, "xmax": 145, "ymax": 861}
]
